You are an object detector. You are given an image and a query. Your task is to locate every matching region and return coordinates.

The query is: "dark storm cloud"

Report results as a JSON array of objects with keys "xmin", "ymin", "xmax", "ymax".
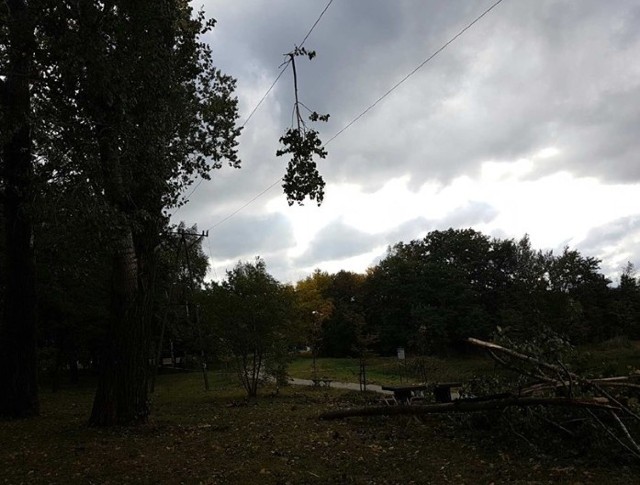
[
  {"xmin": 203, "ymin": 0, "xmax": 640, "ymax": 188},
  {"xmin": 209, "ymin": 212, "xmax": 294, "ymax": 260},
  {"xmin": 577, "ymin": 216, "xmax": 640, "ymax": 258},
  {"xmin": 296, "ymin": 219, "xmax": 381, "ymax": 266},
  {"xmin": 440, "ymin": 201, "xmax": 498, "ymax": 229}
]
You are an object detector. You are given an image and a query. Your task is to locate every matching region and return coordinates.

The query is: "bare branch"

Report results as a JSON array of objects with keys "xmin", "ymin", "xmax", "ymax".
[
  {"xmin": 487, "ymin": 350, "xmax": 553, "ymax": 384},
  {"xmin": 611, "ymin": 411, "xmax": 640, "ymax": 456},
  {"xmin": 557, "ymin": 359, "xmax": 574, "ymax": 398},
  {"xmin": 587, "ymin": 409, "xmax": 640, "ymax": 460}
]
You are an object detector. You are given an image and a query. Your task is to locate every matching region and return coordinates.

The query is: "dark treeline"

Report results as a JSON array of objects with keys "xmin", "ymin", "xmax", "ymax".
[
  {"xmin": 0, "ymin": 1, "xmax": 327, "ymax": 421},
  {"xmin": 296, "ymin": 229, "xmax": 640, "ymax": 357},
  {"xmin": 0, "ymin": 1, "xmax": 243, "ymax": 422}
]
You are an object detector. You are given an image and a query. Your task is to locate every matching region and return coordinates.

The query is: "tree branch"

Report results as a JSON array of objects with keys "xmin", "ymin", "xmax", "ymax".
[{"xmin": 611, "ymin": 411, "xmax": 640, "ymax": 456}]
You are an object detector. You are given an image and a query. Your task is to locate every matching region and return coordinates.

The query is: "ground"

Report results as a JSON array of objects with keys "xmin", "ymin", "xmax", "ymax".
[{"xmin": 2, "ymin": 354, "xmax": 639, "ymax": 485}]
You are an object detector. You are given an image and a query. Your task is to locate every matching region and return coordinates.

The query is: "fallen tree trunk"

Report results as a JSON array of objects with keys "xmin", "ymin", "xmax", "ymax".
[{"xmin": 319, "ymin": 397, "xmax": 619, "ymax": 421}]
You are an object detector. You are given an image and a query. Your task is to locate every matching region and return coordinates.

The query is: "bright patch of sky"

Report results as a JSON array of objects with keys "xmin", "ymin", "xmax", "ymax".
[{"xmin": 256, "ymin": 148, "xmax": 640, "ymax": 282}]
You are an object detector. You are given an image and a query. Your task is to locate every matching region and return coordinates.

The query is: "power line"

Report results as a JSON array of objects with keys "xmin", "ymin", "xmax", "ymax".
[
  {"xmin": 242, "ymin": 0, "xmax": 334, "ymax": 129},
  {"xmin": 299, "ymin": 0, "xmax": 334, "ymax": 48},
  {"xmin": 324, "ymin": 0, "xmax": 505, "ymax": 146},
  {"xmin": 241, "ymin": 0, "xmax": 334, "ymax": 129},
  {"xmin": 208, "ymin": 177, "xmax": 283, "ymax": 231},
  {"xmin": 240, "ymin": 64, "xmax": 290, "ymax": 130},
  {"xmin": 204, "ymin": 0, "xmax": 506, "ymax": 230}
]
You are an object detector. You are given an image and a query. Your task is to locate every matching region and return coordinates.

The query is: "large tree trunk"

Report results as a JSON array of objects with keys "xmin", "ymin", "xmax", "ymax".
[
  {"xmin": 88, "ymin": 127, "xmax": 151, "ymax": 426},
  {"xmin": 0, "ymin": 0, "xmax": 39, "ymax": 418},
  {"xmin": 90, "ymin": 228, "xmax": 150, "ymax": 425}
]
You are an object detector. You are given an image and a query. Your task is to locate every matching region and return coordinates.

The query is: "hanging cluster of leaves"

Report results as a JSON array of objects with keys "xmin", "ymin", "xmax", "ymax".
[
  {"xmin": 278, "ymin": 125, "xmax": 327, "ymax": 205},
  {"xmin": 277, "ymin": 46, "xmax": 329, "ymax": 206}
]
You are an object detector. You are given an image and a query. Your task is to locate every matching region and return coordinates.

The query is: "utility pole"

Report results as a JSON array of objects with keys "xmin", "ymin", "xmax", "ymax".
[
  {"xmin": 178, "ymin": 228, "xmax": 210, "ymax": 391},
  {"xmin": 154, "ymin": 228, "xmax": 211, "ymax": 391}
]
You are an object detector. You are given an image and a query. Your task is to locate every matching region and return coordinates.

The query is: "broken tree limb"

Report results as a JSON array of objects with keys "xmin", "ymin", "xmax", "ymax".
[
  {"xmin": 319, "ymin": 397, "xmax": 619, "ymax": 421},
  {"xmin": 468, "ymin": 338, "xmax": 578, "ymax": 379},
  {"xmin": 488, "ymin": 350, "xmax": 553, "ymax": 383},
  {"xmin": 610, "ymin": 411, "xmax": 640, "ymax": 456},
  {"xmin": 469, "ymin": 337, "xmax": 640, "ymax": 420},
  {"xmin": 587, "ymin": 409, "xmax": 640, "ymax": 460}
]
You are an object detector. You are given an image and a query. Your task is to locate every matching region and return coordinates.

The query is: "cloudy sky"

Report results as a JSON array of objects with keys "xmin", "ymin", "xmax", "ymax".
[{"xmin": 171, "ymin": 0, "xmax": 640, "ymax": 284}]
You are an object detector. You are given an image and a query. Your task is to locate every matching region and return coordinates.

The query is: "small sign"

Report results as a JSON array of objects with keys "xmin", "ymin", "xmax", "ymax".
[{"xmin": 397, "ymin": 347, "xmax": 405, "ymax": 360}]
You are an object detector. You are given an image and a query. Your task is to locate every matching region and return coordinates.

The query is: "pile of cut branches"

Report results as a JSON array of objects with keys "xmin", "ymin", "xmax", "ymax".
[{"xmin": 320, "ymin": 337, "xmax": 640, "ymax": 461}]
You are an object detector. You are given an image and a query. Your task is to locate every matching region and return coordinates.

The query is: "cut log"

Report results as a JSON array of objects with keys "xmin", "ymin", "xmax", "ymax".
[{"xmin": 319, "ymin": 397, "xmax": 619, "ymax": 420}]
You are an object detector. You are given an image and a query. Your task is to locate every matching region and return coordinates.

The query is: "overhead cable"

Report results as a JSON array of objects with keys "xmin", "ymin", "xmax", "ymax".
[{"xmin": 205, "ymin": 0, "xmax": 506, "ymax": 229}]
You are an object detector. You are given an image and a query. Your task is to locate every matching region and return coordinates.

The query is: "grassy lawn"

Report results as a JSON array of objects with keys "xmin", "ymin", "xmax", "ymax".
[
  {"xmin": 289, "ymin": 340, "xmax": 640, "ymax": 387},
  {"xmin": 576, "ymin": 339, "xmax": 640, "ymax": 376},
  {"xmin": 288, "ymin": 354, "xmax": 500, "ymax": 386},
  {"xmin": 1, "ymin": 367, "xmax": 638, "ymax": 484}
]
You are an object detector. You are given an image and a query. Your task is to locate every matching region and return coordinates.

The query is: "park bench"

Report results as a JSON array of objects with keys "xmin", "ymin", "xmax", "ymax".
[
  {"xmin": 380, "ymin": 384, "xmax": 427, "ymax": 405},
  {"xmin": 312, "ymin": 377, "xmax": 333, "ymax": 388},
  {"xmin": 433, "ymin": 382, "xmax": 462, "ymax": 403}
]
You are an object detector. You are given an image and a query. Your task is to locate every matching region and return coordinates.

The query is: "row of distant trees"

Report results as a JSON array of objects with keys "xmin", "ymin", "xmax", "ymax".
[
  {"xmin": 4, "ymin": 218, "xmax": 639, "ymax": 401},
  {"xmin": 175, "ymin": 228, "xmax": 639, "ymax": 397}
]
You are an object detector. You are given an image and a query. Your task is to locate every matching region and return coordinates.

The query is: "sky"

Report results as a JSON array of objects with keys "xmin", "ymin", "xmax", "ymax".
[{"xmin": 171, "ymin": 0, "xmax": 640, "ymax": 285}]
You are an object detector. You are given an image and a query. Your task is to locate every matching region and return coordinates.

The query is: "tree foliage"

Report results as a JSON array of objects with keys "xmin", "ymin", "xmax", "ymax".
[
  {"xmin": 1, "ymin": 0, "xmax": 242, "ymax": 423},
  {"xmin": 301, "ymin": 229, "xmax": 638, "ymax": 358},
  {"xmin": 277, "ymin": 47, "xmax": 328, "ymax": 205},
  {"xmin": 203, "ymin": 259, "xmax": 295, "ymax": 397}
]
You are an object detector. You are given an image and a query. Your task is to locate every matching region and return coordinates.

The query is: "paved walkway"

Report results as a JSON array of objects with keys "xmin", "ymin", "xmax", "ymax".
[{"xmin": 288, "ymin": 377, "xmax": 393, "ymax": 394}]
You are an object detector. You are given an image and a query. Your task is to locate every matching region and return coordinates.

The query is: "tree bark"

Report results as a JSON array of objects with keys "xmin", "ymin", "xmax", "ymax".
[
  {"xmin": 88, "ymin": 127, "xmax": 150, "ymax": 426},
  {"xmin": 0, "ymin": 0, "xmax": 39, "ymax": 418}
]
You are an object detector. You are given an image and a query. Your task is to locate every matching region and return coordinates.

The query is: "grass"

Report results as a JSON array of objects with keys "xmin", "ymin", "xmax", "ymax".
[
  {"xmin": 289, "ymin": 341, "xmax": 640, "ymax": 387},
  {"xmin": 288, "ymin": 353, "xmax": 498, "ymax": 386},
  {"xmin": 575, "ymin": 339, "xmax": 640, "ymax": 376},
  {"xmin": 1, "ymin": 359, "xmax": 638, "ymax": 484}
]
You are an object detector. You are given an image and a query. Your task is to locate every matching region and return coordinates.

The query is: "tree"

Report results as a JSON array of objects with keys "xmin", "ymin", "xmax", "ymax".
[
  {"xmin": 207, "ymin": 259, "xmax": 293, "ymax": 397},
  {"xmin": 545, "ymin": 248, "xmax": 611, "ymax": 342},
  {"xmin": 365, "ymin": 229, "xmax": 494, "ymax": 354},
  {"xmin": 32, "ymin": 1, "xmax": 241, "ymax": 425},
  {"xmin": 0, "ymin": 0, "xmax": 39, "ymax": 417},
  {"xmin": 1, "ymin": 0, "xmax": 328, "ymax": 422},
  {"xmin": 610, "ymin": 263, "xmax": 640, "ymax": 339},
  {"xmin": 34, "ymin": 176, "xmax": 111, "ymax": 390},
  {"xmin": 294, "ymin": 270, "xmax": 334, "ymax": 375},
  {"xmin": 323, "ymin": 271, "xmax": 367, "ymax": 357}
]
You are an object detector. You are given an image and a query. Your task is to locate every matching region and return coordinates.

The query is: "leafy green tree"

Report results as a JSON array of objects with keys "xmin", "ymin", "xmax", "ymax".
[
  {"xmin": 545, "ymin": 248, "xmax": 611, "ymax": 342},
  {"xmin": 294, "ymin": 270, "xmax": 334, "ymax": 373},
  {"xmin": 32, "ymin": 1, "xmax": 241, "ymax": 425},
  {"xmin": 610, "ymin": 263, "xmax": 640, "ymax": 339},
  {"xmin": 322, "ymin": 271, "xmax": 367, "ymax": 357},
  {"xmin": 365, "ymin": 229, "xmax": 494, "ymax": 354},
  {"xmin": 205, "ymin": 259, "xmax": 294, "ymax": 397},
  {"xmin": 34, "ymin": 176, "xmax": 111, "ymax": 390}
]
